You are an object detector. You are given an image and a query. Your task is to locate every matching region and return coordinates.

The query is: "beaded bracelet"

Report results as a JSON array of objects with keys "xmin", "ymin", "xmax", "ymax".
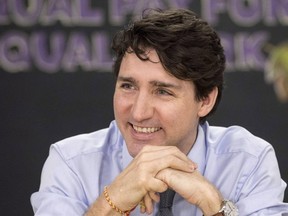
[{"xmin": 103, "ymin": 186, "xmax": 133, "ymax": 216}]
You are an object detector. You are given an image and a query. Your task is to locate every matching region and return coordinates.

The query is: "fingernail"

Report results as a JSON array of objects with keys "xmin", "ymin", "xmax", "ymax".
[{"xmin": 189, "ymin": 162, "xmax": 198, "ymax": 170}]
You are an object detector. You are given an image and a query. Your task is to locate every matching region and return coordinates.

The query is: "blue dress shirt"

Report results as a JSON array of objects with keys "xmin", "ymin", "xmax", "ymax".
[{"xmin": 31, "ymin": 121, "xmax": 288, "ymax": 215}]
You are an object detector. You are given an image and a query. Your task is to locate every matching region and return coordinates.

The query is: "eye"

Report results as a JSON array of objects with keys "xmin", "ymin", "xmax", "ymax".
[
  {"xmin": 119, "ymin": 82, "xmax": 135, "ymax": 90},
  {"xmin": 157, "ymin": 88, "xmax": 172, "ymax": 96}
]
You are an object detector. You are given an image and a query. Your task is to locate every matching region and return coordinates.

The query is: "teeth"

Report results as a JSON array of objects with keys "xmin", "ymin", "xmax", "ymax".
[{"xmin": 133, "ymin": 125, "xmax": 160, "ymax": 133}]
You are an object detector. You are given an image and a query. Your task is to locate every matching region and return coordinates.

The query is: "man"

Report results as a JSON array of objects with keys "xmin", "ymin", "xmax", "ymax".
[{"xmin": 31, "ymin": 8, "xmax": 288, "ymax": 215}]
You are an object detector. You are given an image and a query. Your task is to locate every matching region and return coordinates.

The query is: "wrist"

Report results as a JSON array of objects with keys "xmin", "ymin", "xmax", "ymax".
[
  {"xmin": 103, "ymin": 186, "xmax": 136, "ymax": 216},
  {"xmin": 200, "ymin": 197, "xmax": 222, "ymax": 216},
  {"xmin": 86, "ymin": 186, "xmax": 135, "ymax": 216},
  {"xmin": 198, "ymin": 185, "xmax": 223, "ymax": 216},
  {"xmin": 85, "ymin": 193, "xmax": 115, "ymax": 216}
]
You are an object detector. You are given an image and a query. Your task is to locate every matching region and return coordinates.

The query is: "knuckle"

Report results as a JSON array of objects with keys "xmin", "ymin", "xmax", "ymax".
[{"xmin": 167, "ymin": 154, "xmax": 179, "ymax": 164}]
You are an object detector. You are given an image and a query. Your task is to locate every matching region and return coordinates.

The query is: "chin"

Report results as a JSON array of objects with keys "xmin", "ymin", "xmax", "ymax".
[
  {"xmin": 127, "ymin": 148, "xmax": 139, "ymax": 158},
  {"xmin": 126, "ymin": 142, "xmax": 147, "ymax": 158}
]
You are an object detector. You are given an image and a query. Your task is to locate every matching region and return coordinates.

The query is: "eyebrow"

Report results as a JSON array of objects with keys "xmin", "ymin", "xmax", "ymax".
[
  {"xmin": 117, "ymin": 76, "xmax": 181, "ymax": 89},
  {"xmin": 150, "ymin": 80, "xmax": 181, "ymax": 89},
  {"xmin": 117, "ymin": 76, "xmax": 137, "ymax": 84}
]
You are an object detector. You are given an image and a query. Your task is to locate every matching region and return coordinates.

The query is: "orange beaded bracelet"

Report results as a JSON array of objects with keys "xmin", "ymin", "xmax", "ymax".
[{"xmin": 103, "ymin": 186, "xmax": 134, "ymax": 216}]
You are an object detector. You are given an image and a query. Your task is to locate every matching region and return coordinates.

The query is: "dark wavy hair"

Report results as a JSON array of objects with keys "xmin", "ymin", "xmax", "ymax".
[{"xmin": 112, "ymin": 8, "xmax": 226, "ymax": 124}]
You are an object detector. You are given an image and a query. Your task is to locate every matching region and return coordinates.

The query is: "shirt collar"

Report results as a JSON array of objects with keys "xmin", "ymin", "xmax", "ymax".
[{"xmin": 187, "ymin": 123, "xmax": 207, "ymax": 175}]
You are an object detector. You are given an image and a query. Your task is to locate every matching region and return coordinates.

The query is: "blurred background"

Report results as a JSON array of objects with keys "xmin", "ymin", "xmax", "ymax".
[{"xmin": 1, "ymin": 1, "xmax": 288, "ymax": 215}]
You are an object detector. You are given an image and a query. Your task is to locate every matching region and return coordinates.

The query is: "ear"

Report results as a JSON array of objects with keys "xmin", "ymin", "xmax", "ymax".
[{"xmin": 198, "ymin": 87, "xmax": 218, "ymax": 117}]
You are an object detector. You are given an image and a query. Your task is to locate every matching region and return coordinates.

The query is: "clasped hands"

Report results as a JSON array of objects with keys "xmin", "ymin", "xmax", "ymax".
[{"xmin": 107, "ymin": 145, "xmax": 223, "ymax": 215}]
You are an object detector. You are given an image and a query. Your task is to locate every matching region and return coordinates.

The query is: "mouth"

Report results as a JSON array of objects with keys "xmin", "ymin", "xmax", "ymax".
[{"xmin": 132, "ymin": 124, "xmax": 161, "ymax": 133}]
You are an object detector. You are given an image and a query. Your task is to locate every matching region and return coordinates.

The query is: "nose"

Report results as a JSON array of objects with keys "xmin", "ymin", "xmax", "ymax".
[{"xmin": 131, "ymin": 92, "xmax": 154, "ymax": 122}]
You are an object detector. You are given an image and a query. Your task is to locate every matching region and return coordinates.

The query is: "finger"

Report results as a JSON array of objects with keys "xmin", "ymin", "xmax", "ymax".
[
  {"xmin": 151, "ymin": 154, "xmax": 197, "ymax": 173},
  {"xmin": 156, "ymin": 168, "xmax": 182, "ymax": 186},
  {"xmin": 149, "ymin": 191, "xmax": 160, "ymax": 203},
  {"xmin": 139, "ymin": 200, "xmax": 146, "ymax": 214},
  {"xmin": 156, "ymin": 168, "xmax": 201, "ymax": 193},
  {"xmin": 139, "ymin": 145, "xmax": 191, "ymax": 163},
  {"xmin": 147, "ymin": 178, "xmax": 168, "ymax": 193},
  {"xmin": 136, "ymin": 146, "xmax": 197, "ymax": 173},
  {"xmin": 144, "ymin": 193, "xmax": 154, "ymax": 214}
]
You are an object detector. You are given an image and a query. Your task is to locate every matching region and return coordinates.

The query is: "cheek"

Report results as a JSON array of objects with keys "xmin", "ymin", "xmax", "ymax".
[
  {"xmin": 113, "ymin": 93, "xmax": 130, "ymax": 116},
  {"xmin": 113, "ymin": 93, "xmax": 122, "ymax": 117},
  {"xmin": 166, "ymin": 100, "xmax": 198, "ymax": 116},
  {"xmin": 157, "ymin": 105, "xmax": 185, "ymax": 127},
  {"xmin": 164, "ymin": 103, "xmax": 199, "ymax": 126}
]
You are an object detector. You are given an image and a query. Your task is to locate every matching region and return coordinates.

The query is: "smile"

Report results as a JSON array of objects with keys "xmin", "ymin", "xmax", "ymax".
[{"xmin": 133, "ymin": 125, "xmax": 161, "ymax": 133}]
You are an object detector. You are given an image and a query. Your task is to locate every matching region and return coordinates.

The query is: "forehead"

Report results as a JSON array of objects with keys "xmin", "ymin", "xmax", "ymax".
[
  {"xmin": 119, "ymin": 50, "xmax": 174, "ymax": 80},
  {"xmin": 119, "ymin": 50, "xmax": 195, "ymax": 91}
]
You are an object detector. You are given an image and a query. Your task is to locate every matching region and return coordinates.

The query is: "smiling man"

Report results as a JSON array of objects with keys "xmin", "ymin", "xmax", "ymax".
[
  {"xmin": 114, "ymin": 49, "xmax": 210, "ymax": 157},
  {"xmin": 31, "ymin": 8, "xmax": 288, "ymax": 216}
]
